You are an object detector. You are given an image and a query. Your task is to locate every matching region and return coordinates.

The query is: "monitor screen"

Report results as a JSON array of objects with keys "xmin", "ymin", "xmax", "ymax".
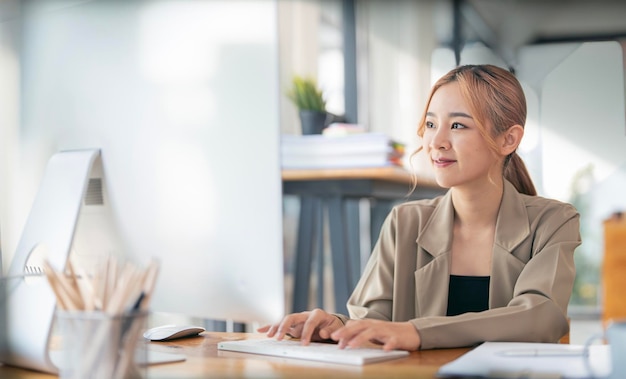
[{"xmin": 1, "ymin": 0, "xmax": 285, "ymax": 327}]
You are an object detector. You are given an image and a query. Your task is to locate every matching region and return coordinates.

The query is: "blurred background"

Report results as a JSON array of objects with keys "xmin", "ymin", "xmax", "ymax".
[
  {"xmin": 278, "ymin": 0, "xmax": 626, "ymax": 341},
  {"xmin": 2, "ymin": 0, "xmax": 625, "ymax": 343}
]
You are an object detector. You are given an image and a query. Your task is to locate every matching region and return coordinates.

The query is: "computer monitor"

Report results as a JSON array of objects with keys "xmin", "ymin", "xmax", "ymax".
[{"xmin": 1, "ymin": 0, "xmax": 284, "ymax": 347}]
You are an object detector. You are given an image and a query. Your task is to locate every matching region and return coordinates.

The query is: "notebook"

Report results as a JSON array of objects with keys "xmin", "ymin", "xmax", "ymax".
[{"xmin": 217, "ymin": 338, "xmax": 410, "ymax": 366}]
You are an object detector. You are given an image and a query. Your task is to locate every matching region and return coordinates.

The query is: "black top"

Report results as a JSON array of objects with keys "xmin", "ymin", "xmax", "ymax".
[{"xmin": 446, "ymin": 275, "xmax": 490, "ymax": 316}]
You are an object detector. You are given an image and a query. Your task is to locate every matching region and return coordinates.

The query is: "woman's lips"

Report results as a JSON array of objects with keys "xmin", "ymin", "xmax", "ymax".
[{"xmin": 432, "ymin": 157, "xmax": 456, "ymax": 168}]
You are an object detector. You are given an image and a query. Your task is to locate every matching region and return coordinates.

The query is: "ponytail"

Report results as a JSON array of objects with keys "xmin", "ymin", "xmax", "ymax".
[{"xmin": 504, "ymin": 152, "xmax": 537, "ymax": 196}]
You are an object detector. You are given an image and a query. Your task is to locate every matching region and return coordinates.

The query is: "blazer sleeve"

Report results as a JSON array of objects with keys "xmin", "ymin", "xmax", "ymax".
[
  {"xmin": 343, "ymin": 206, "xmax": 400, "ymax": 323},
  {"xmin": 413, "ymin": 204, "xmax": 581, "ymax": 349}
]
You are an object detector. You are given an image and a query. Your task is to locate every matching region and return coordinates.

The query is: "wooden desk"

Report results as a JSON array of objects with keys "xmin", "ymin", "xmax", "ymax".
[
  {"xmin": 282, "ymin": 167, "xmax": 444, "ymax": 314},
  {"xmin": 0, "ymin": 333, "xmax": 469, "ymax": 378}
]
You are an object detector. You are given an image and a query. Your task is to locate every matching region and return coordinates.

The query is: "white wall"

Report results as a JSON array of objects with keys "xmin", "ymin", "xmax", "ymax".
[
  {"xmin": 356, "ymin": 0, "xmax": 438, "ymax": 174},
  {"xmin": 0, "ymin": 0, "xmax": 21, "ymax": 272}
]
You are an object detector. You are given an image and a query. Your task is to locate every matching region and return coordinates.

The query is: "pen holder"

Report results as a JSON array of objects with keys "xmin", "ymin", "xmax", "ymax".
[{"xmin": 54, "ymin": 310, "xmax": 148, "ymax": 379}]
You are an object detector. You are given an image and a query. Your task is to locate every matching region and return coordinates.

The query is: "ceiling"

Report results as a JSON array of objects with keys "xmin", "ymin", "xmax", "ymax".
[{"xmin": 455, "ymin": 0, "xmax": 626, "ymax": 66}]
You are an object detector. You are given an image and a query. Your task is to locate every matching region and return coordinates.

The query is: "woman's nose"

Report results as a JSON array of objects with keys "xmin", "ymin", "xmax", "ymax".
[{"xmin": 429, "ymin": 128, "xmax": 451, "ymax": 150}]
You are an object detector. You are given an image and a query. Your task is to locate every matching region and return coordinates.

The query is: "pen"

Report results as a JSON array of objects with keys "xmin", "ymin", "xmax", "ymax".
[{"xmin": 497, "ymin": 348, "xmax": 585, "ymax": 357}]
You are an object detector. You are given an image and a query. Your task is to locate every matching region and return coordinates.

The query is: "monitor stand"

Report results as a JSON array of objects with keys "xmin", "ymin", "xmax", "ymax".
[{"xmin": 0, "ymin": 149, "xmax": 101, "ymax": 374}]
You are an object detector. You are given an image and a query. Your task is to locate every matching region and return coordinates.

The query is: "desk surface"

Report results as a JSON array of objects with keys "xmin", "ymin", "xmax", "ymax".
[
  {"xmin": 282, "ymin": 167, "xmax": 443, "ymax": 201},
  {"xmin": 282, "ymin": 166, "xmax": 438, "ymax": 187},
  {"xmin": 0, "ymin": 332, "xmax": 469, "ymax": 379}
]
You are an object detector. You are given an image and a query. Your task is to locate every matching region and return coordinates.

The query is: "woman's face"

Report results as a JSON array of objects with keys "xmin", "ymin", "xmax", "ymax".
[{"xmin": 422, "ymin": 82, "xmax": 501, "ymax": 190}]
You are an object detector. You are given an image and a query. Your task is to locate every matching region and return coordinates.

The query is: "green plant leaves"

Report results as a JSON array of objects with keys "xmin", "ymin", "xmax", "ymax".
[{"xmin": 286, "ymin": 76, "xmax": 326, "ymax": 111}]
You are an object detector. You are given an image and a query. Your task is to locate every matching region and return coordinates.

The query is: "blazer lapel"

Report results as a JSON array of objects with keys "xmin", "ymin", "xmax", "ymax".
[
  {"xmin": 490, "ymin": 180, "xmax": 531, "ymax": 307},
  {"xmin": 415, "ymin": 190, "xmax": 455, "ymax": 316},
  {"xmin": 413, "ymin": 181, "xmax": 531, "ymax": 315}
]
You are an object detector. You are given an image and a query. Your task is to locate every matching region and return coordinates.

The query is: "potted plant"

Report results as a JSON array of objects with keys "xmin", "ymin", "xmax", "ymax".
[{"xmin": 286, "ymin": 75, "xmax": 328, "ymax": 135}]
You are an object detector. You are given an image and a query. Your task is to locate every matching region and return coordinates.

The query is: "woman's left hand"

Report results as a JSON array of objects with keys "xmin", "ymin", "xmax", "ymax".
[{"xmin": 330, "ymin": 319, "xmax": 421, "ymax": 351}]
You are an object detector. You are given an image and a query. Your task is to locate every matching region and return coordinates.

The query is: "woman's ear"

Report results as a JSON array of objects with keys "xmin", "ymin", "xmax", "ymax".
[{"xmin": 500, "ymin": 125, "xmax": 524, "ymax": 155}]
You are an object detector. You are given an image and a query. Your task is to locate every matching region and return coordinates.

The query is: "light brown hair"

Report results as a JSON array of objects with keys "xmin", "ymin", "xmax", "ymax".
[{"xmin": 413, "ymin": 64, "xmax": 536, "ymax": 196}]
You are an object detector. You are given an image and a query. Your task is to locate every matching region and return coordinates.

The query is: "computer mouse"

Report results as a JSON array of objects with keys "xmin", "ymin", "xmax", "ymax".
[{"xmin": 143, "ymin": 324, "xmax": 206, "ymax": 341}]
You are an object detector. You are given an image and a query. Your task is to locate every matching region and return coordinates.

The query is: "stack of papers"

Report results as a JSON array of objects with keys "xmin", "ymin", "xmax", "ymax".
[
  {"xmin": 281, "ymin": 133, "xmax": 405, "ymax": 169},
  {"xmin": 437, "ymin": 342, "xmax": 611, "ymax": 379}
]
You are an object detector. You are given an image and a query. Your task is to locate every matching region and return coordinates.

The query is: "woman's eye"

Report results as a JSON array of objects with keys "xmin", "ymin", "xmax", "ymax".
[
  {"xmin": 425, "ymin": 121, "xmax": 435, "ymax": 129},
  {"xmin": 451, "ymin": 122, "xmax": 466, "ymax": 129}
]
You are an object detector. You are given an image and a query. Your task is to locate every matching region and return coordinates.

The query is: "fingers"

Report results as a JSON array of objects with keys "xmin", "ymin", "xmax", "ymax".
[
  {"xmin": 260, "ymin": 309, "xmax": 342, "ymax": 345},
  {"xmin": 299, "ymin": 308, "xmax": 337, "ymax": 345},
  {"xmin": 382, "ymin": 336, "xmax": 402, "ymax": 351},
  {"xmin": 317, "ymin": 324, "xmax": 334, "ymax": 340},
  {"xmin": 274, "ymin": 313, "xmax": 305, "ymax": 340},
  {"xmin": 263, "ymin": 317, "xmax": 420, "ymax": 351},
  {"xmin": 332, "ymin": 320, "xmax": 372, "ymax": 349},
  {"xmin": 331, "ymin": 320, "xmax": 421, "ymax": 351},
  {"xmin": 257, "ymin": 323, "xmax": 289, "ymax": 336},
  {"xmin": 259, "ymin": 312, "xmax": 310, "ymax": 340}
]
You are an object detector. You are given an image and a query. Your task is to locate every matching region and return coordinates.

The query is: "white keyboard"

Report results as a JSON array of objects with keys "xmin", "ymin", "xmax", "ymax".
[{"xmin": 217, "ymin": 338, "xmax": 409, "ymax": 366}]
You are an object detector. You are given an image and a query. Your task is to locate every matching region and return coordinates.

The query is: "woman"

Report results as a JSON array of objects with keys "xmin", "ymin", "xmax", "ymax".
[{"xmin": 259, "ymin": 64, "xmax": 581, "ymax": 351}]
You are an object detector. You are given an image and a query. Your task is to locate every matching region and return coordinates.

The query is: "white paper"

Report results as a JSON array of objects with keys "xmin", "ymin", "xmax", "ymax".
[{"xmin": 437, "ymin": 342, "xmax": 611, "ymax": 379}]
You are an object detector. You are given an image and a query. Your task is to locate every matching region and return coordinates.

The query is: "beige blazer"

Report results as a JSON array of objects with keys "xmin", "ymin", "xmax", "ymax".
[{"xmin": 339, "ymin": 180, "xmax": 581, "ymax": 349}]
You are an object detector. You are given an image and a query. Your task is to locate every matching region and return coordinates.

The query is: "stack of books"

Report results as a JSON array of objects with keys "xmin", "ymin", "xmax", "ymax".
[{"xmin": 281, "ymin": 132, "xmax": 405, "ymax": 169}]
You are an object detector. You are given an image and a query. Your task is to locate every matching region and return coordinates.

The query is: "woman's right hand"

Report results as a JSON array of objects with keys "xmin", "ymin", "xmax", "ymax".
[{"xmin": 257, "ymin": 308, "xmax": 345, "ymax": 345}]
